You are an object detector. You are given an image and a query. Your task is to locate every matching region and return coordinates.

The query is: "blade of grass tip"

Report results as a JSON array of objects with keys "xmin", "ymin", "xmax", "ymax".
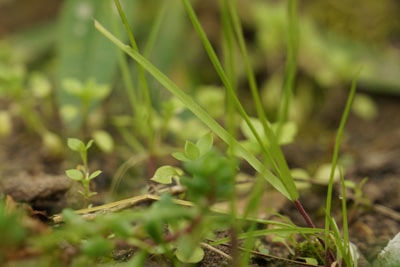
[
  {"xmin": 94, "ymin": 20, "xmax": 293, "ymax": 200},
  {"xmin": 183, "ymin": 0, "xmax": 299, "ymax": 200},
  {"xmin": 324, "ymin": 70, "xmax": 360, "ymax": 260},
  {"xmin": 225, "ymin": 0, "xmax": 299, "ymax": 201}
]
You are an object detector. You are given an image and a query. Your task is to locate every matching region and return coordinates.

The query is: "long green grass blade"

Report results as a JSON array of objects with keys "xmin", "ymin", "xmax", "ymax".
[
  {"xmin": 182, "ymin": 0, "xmax": 298, "ymax": 201},
  {"xmin": 95, "ymin": 20, "xmax": 294, "ymax": 200},
  {"xmin": 324, "ymin": 71, "xmax": 359, "ymax": 251}
]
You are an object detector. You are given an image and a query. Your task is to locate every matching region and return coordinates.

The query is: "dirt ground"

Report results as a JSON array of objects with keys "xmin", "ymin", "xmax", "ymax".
[{"xmin": 0, "ymin": 90, "xmax": 399, "ymax": 267}]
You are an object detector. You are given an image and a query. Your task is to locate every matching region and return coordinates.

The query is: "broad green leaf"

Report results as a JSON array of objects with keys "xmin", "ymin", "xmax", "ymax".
[
  {"xmin": 62, "ymin": 78, "xmax": 83, "ymax": 96},
  {"xmin": 272, "ymin": 121, "xmax": 298, "ymax": 145},
  {"xmin": 184, "ymin": 141, "xmax": 200, "ymax": 160},
  {"xmin": 314, "ymin": 163, "xmax": 341, "ymax": 184},
  {"xmin": 145, "ymin": 220, "xmax": 164, "ymax": 243},
  {"xmin": 28, "ymin": 72, "xmax": 51, "ymax": 98},
  {"xmin": 240, "ymin": 117, "xmax": 264, "ymax": 143},
  {"xmin": 150, "ymin": 165, "xmax": 183, "ymax": 185},
  {"xmin": 196, "ymin": 132, "xmax": 213, "ymax": 156},
  {"xmin": 60, "ymin": 105, "xmax": 79, "ymax": 124},
  {"xmin": 241, "ymin": 118, "xmax": 297, "ymax": 147},
  {"xmin": 352, "ymin": 93, "xmax": 378, "ymax": 120},
  {"xmin": 81, "ymin": 236, "xmax": 113, "ymax": 258},
  {"xmin": 42, "ymin": 131, "xmax": 63, "ymax": 156},
  {"xmin": 66, "ymin": 169, "xmax": 84, "ymax": 180},
  {"xmin": 92, "ymin": 130, "xmax": 114, "ymax": 153},
  {"xmin": 172, "ymin": 151, "xmax": 190, "ymax": 162},
  {"xmin": 176, "ymin": 236, "xmax": 204, "ymax": 263},
  {"xmin": 67, "ymin": 138, "xmax": 85, "ymax": 152},
  {"xmin": 195, "ymin": 86, "xmax": 225, "ymax": 118}
]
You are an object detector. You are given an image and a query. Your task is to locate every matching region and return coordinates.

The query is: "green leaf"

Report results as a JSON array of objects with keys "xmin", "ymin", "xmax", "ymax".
[
  {"xmin": 60, "ymin": 104, "xmax": 79, "ymax": 124},
  {"xmin": 29, "ymin": 72, "xmax": 51, "ymax": 98},
  {"xmin": 145, "ymin": 220, "xmax": 164, "ymax": 243},
  {"xmin": 300, "ymin": 257, "xmax": 319, "ymax": 265},
  {"xmin": 172, "ymin": 151, "xmax": 190, "ymax": 162},
  {"xmin": 85, "ymin": 139, "xmax": 94, "ymax": 150},
  {"xmin": 87, "ymin": 80, "xmax": 111, "ymax": 100},
  {"xmin": 81, "ymin": 236, "xmax": 113, "ymax": 258},
  {"xmin": 67, "ymin": 138, "xmax": 85, "ymax": 152},
  {"xmin": 66, "ymin": 169, "xmax": 84, "ymax": 180},
  {"xmin": 88, "ymin": 170, "xmax": 102, "ymax": 180},
  {"xmin": 175, "ymin": 241, "xmax": 204, "ymax": 263},
  {"xmin": 62, "ymin": 78, "xmax": 83, "ymax": 96},
  {"xmin": 42, "ymin": 131, "xmax": 63, "ymax": 157},
  {"xmin": 184, "ymin": 141, "xmax": 200, "ymax": 160},
  {"xmin": 241, "ymin": 118, "xmax": 297, "ymax": 147},
  {"xmin": 272, "ymin": 121, "xmax": 298, "ymax": 145},
  {"xmin": 150, "ymin": 165, "xmax": 183, "ymax": 185},
  {"xmin": 196, "ymin": 132, "xmax": 213, "ymax": 156},
  {"xmin": 92, "ymin": 130, "xmax": 114, "ymax": 153},
  {"xmin": 351, "ymin": 93, "xmax": 378, "ymax": 120},
  {"xmin": 240, "ymin": 117, "xmax": 265, "ymax": 144}
]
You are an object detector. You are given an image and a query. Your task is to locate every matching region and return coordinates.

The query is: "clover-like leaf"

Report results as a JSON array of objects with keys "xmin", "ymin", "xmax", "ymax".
[
  {"xmin": 66, "ymin": 169, "xmax": 84, "ymax": 181},
  {"xmin": 184, "ymin": 141, "xmax": 200, "ymax": 160},
  {"xmin": 175, "ymin": 239, "xmax": 204, "ymax": 263},
  {"xmin": 67, "ymin": 138, "xmax": 85, "ymax": 152},
  {"xmin": 196, "ymin": 132, "xmax": 213, "ymax": 156},
  {"xmin": 150, "ymin": 165, "xmax": 183, "ymax": 185},
  {"xmin": 92, "ymin": 130, "xmax": 114, "ymax": 153},
  {"xmin": 172, "ymin": 151, "xmax": 190, "ymax": 162}
]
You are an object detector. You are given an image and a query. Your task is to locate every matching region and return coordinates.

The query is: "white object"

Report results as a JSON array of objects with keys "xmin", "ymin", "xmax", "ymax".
[{"xmin": 373, "ymin": 232, "xmax": 400, "ymax": 267}]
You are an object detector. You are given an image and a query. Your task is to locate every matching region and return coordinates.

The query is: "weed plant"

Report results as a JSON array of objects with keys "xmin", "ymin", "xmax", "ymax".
[
  {"xmin": 0, "ymin": 0, "xmax": 360, "ymax": 266},
  {"xmin": 93, "ymin": 0, "xmax": 358, "ymax": 266},
  {"xmin": 65, "ymin": 138, "xmax": 102, "ymax": 208}
]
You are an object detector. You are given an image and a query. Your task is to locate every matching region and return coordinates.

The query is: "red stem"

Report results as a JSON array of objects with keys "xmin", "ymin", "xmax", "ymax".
[{"xmin": 293, "ymin": 199, "xmax": 336, "ymax": 266}]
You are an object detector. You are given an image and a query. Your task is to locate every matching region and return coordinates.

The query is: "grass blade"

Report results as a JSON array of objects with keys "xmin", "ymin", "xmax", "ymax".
[{"xmin": 94, "ymin": 20, "xmax": 294, "ymax": 200}]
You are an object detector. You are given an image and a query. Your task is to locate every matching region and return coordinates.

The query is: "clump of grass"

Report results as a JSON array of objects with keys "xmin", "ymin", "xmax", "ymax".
[{"xmin": 93, "ymin": 0, "xmax": 361, "ymax": 265}]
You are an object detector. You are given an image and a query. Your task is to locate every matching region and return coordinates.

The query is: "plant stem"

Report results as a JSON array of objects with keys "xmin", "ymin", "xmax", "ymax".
[
  {"xmin": 293, "ymin": 199, "xmax": 336, "ymax": 265},
  {"xmin": 293, "ymin": 199, "xmax": 315, "ymax": 228}
]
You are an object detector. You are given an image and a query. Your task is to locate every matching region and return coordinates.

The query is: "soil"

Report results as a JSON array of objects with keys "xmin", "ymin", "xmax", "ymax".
[{"xmin": 1, "ymin": 91, "xmax": 399, "ymax": 267}]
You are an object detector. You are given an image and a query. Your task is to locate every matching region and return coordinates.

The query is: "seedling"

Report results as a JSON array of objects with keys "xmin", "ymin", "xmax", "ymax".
[{"xmin": 66, "ymin": 138, "xmax": 102, "ymax": 208}]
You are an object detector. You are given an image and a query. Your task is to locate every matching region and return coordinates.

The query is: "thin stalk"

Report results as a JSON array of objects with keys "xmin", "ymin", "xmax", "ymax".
[
  {"xmin": 339, "ymin": 168, "xmax": 352, "ymax": 267},
  {"xmin": 113, "ymin": 0, "xmax": 155, "ymax": 152},
  {"xmin": 277, "ymin": 0, "xmax": 298, "ymax": 135},
  {"xmin": 324, "ymin": 73, "xmax": 358, "ymax": 251},
  {"xmin": 220, "ymin": 2, "xmax": 241, "ymax": 266}
]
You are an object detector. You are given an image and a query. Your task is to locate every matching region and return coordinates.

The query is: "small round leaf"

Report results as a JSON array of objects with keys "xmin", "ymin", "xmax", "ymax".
[{"xmin": 66, "ymin": 169, "xmax": 84, "ymax": 180}]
